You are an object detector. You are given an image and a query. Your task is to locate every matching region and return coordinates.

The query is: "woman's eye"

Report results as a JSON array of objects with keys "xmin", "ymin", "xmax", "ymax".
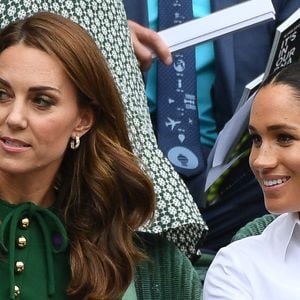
[
  {"xmin": 249, "ymin": 133, "xmax": 261, "ymax": 147},
  {"xmin": 277, "ymin": 134, "xmax": 293, "ymax": 144},
  {"xmin": 0, "ymin": 89, "xmax": 9, "ymax": 101},
  {"xmin": 33, "ymin": 96, "xmax": 54, "ymax": 108}
]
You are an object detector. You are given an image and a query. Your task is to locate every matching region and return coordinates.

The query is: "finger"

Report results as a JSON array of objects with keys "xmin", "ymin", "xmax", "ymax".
[{"xmin": 128, "ymin": 21, "xmax": 172, "ymax": 67}]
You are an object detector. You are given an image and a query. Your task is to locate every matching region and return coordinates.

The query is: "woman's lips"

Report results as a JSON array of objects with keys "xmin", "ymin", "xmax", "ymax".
[{"xmin": 0, "ymin": 137, "xmax": 31, "ymax": 152}]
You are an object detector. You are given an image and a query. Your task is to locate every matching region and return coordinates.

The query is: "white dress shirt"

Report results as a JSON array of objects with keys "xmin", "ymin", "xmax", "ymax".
[{"xmin": 203, "ymin": 212, "xmax": 300, "ymax": 300}]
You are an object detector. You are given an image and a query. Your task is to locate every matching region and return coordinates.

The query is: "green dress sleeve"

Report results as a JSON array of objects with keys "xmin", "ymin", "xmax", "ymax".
[{"xmin": 134, "ymin": 233, "xmax": 202, "ymax": 300}]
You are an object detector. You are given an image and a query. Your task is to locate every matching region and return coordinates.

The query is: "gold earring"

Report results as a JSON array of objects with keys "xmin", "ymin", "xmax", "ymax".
[{"xmin": 70, "ymin": 136, "xmax": 80, "ymax": 150}]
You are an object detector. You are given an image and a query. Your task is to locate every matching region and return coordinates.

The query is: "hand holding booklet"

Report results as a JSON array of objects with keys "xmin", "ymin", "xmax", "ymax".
[{"xmin": 157, "ymin": 0, "xmax": 275, "ymax": 53}]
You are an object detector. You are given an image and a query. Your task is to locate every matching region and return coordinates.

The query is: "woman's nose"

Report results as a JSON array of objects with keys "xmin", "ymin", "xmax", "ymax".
[
  {"xmin": 6, "ymin": 100, "xmax": 28, "ymax": 130},
  {"xmin": 250, "ymin": 144, "xmax": 278, "ymax": 171}
]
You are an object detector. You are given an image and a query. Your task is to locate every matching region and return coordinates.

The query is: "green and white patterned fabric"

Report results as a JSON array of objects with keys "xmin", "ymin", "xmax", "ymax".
[{"xmin": 0, "ymin": 0, "xmax": 208, "ymax": 258}]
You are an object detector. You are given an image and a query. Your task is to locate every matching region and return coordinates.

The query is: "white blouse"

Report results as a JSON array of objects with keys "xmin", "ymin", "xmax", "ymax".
[{"xmin": 203, "ymin": 212, "xmax": 300, "ymax": 300}]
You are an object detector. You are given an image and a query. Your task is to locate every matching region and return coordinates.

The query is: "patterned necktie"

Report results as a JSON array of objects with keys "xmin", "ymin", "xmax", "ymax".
[
  {"xmin": 157, "ymin": 0, "xmax": 205, "ymax": 177},
  {"xmin": 122, "ymin": 0, "xmax": 148, "ymax": 26}
]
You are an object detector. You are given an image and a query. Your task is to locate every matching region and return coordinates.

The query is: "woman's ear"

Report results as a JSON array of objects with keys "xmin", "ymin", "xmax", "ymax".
[{"xmin": 73, "ymin": 108, "xmax": 94, "ymax": 138}]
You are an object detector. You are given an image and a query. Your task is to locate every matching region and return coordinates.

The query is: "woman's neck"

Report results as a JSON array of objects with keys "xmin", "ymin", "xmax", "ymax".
[{"xmin": 0, "ymin": 172, "xmax": 56, "ymax": 208}]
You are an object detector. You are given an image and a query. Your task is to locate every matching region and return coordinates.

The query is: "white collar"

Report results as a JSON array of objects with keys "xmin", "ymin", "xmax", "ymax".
[{"xmin": 262, "ymin": 213, "xmax": 300, "ymax": 261}]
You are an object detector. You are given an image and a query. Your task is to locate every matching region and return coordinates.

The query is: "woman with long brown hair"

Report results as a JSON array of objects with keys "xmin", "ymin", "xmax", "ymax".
[{"xmin": 0, "ymin": 12, "xmax": 200, "ymax": 299}]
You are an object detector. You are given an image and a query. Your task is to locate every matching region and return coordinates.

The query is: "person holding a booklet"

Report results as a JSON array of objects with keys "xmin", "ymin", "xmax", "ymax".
[
  {"xmin": 203, "ymin": 61, "xmax": 300, "ymax": 300},
  {"xmin": 123, "ymin": 0, "xmax": 299, "ymax": 252}
]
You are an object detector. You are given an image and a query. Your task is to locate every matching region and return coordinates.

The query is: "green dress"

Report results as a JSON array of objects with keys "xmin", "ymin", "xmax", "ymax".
[
  {"xmin": 0, "ymin": 200, "xmax": 69, "ymax": 299},
  {"xmin": 0, "ymin": 200, "xmax": 201, "ymax": 299}
]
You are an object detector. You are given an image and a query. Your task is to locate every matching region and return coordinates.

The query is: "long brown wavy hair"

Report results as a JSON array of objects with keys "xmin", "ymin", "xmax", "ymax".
[{"xmin": 0, "ymin": 12, "xmax": 155, "ymax": 299}]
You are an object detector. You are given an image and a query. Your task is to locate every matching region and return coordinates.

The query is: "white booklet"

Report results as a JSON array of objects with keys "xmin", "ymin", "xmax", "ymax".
[
  {"xmin": 205, "ymin": 94, "xmax": 255, "ymax": 191},
  {"xmin": 158, "ymin": 0, "xmax": 275, "ymax": 53},
  {"xmin": 205, "ymin": 72, "xmax": 264, "ymax": 190},
  {"xmin": 235, "ymin": 73, "xmax": 264, "ymax": 112}
]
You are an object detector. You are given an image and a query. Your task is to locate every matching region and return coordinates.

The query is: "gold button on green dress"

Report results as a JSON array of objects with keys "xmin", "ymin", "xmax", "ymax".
[
  {"xmin": 0, "ymin": 199, "xmax": 202, "ymax": 299},
  {"xmin": 0, "ymin": 200, "xmax": 70, "ymax": 299}
]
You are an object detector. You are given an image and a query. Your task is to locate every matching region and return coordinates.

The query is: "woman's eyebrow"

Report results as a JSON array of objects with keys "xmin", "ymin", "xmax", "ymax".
[
  {"xmin": 0, "ymin": 77, "xmax": 11, "ymax": 88},
  {"xmin": 248, "ymin": 124, "xmax": 256, "ymax": 132},
  {"xmin": 28, "ymin": 86, "xmax": 61, "ymax": 93},
  {"xmin": 266, "ymin": 124, "xmax": 298, "ymax": 131},
  {"xmin": 248, "ymin": 124, "xmax": 299, "ymax": 132},
  {"xmin": 0, "ymin": 78, "xmax": 61, "ymax": 94}
]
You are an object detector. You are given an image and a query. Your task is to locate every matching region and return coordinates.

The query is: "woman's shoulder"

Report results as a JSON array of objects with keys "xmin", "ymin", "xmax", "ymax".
[
  {"xmin": 134, "ymin": 232, "xmax": 202, "ymax": 299},
  {"xmin": 135, "ymin": 232, "xmax": 180, "ymax": 253},
  {"xmin": 135, "ymin": 232, "xmax": 194, "ymax": 269},
  {"xmin": 207, "ymin": 213, "xmax": 289, "ymax": 274}
]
